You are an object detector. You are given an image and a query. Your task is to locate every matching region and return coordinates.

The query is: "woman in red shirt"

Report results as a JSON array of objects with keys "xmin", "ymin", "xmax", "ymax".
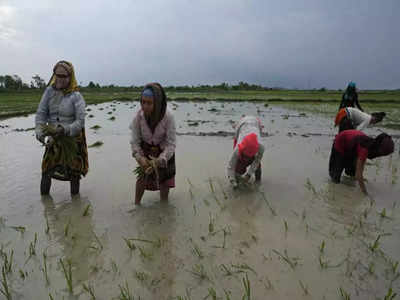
[{"xmin": 329, "ymin": 130, "xmax": 394, "ymax": 194}]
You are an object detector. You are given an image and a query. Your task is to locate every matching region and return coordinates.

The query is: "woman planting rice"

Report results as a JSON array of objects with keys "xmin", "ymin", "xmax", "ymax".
[
  {"xmin": 35, "ymin": 61, "xmax": 88, "ymax": 195},
  {"xmin": 335, "ymin": 107, "xmax": 386, "ymax": 132},
  {"xmin": 227, "ymin": 115, "xmax": 264, "ymax": 188},
  {"xmin": 129, "ymin": 83, "xmax": 176, "ymax": 205},
  {"xmin": 339, "ymin": 81, "xmax": 363, "ymax": 111},
  {"xmin": 329, "ymin": 130, "xmax": 394, "ymax": 194}
]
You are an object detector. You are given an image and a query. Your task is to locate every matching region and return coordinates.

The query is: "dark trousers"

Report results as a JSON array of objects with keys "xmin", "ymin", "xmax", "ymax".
[{"xmin": 329, "ymin": 145, "xmax": 356, "ymax": 183}]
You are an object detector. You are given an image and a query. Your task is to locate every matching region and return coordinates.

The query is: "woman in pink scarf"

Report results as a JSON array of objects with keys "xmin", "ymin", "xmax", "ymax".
[{"xmin": 129, "ymin": 83, "xmax": 176, "ymax": 205}]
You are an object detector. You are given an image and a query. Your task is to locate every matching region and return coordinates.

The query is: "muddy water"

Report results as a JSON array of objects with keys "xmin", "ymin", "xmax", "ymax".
[{"xmin": 0, "ymin": 101, "xmax": 399, "ymax": 299}]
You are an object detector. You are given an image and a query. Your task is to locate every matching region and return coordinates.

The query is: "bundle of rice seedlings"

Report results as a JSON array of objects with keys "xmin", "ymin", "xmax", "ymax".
[{"xmin": 41, "ymin": 124, "xmax": 78, "ymax": 166}]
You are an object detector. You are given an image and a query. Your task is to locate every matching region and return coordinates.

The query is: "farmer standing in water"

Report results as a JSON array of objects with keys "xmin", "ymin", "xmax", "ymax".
[
  {"xmin": 329, "ymin": 130, "xmax": 394, "ymax": 194},
  {"xmin": 227, "ymin": 115, "xmax": 264, "ymax": 188},
  {"xmin": 35, "ymin": 61, "xmax": 89, "ymax": 196},
  {"xmin": 129, "ymin": 83, "xmax": 176, "ymax": 205},
  {"xmin": 339, "ymin": 81, "xmax": 363, "ymax": 111}
]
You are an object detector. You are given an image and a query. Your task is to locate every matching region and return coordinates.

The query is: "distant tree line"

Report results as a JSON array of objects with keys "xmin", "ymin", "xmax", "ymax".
[{"xmin": 0, "ymin": 74, "xmax": 46, "ymax": 91}]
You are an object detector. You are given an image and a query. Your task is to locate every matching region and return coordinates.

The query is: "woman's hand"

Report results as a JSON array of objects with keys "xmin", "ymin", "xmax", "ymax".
[{"xmin": 137, "ymin": 156, "xmax": 150, "ymax": 169}]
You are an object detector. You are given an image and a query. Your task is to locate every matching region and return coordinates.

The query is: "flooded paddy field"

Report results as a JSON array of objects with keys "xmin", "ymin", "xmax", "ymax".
[{"xmin": 0, "ymin": 101, "xmax": 399, "ymax": 299}]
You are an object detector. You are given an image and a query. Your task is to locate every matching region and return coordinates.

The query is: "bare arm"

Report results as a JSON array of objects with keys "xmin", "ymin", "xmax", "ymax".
[{"xmin": 355, "ymin": 158, "xmax": 367, "ymax": 194}]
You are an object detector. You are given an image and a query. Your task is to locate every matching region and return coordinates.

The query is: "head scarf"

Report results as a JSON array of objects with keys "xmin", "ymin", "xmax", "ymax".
[
  {"xmin": 367, "ymin": 133, "xmax": 394, "ymax": 159},
  {"xmin": 335, "ymin": 108, "xmax": 348, "ymax": 126},
  {"xmin": 141, "ymin": 83, "xmax": 167, "ymax": 131},
  {"xmin": 345, "ymin": 81, "xmax": 357, "ymax": 95},
  {"xmin": 238, "ymin": 133, "xmax": 259, "ymax": 158},
  {"xmin": 48, "ymin": 60, "xmax": 79, "ymax": 95}
]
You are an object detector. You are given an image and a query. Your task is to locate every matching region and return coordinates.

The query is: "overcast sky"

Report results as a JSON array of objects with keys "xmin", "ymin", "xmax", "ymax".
[{"xmin": 1, "ymin": 0, "xmax": 399, "ymax": 89}]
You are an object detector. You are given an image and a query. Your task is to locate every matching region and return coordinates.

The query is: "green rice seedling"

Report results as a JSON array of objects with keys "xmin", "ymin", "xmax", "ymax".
[
  {"xmin": 42, "ymin": 252, "xmax": 49, "ymax": 285},
  {"xmin": 305, "ymin": 178, "xmax": 317, "ymax": 196},
  {"xmin": 231, "ymin": 263, "xmax": 257, "ymax": 275},
  {"xmin": 90, "ymin": 125, "xmax": 101, "ymax": 130},
  {"xmin": 29, "ymin": 233, "xmax": 38, "ymax": 257},
  {"xmin": 64, "ymin": 220, "xmax": 71, "ymax": 237},
  {"xmin": 190, "ymin": 240, "xmax": 204, "ymax": 259},
  {"xmin": 129, "ymin": 237, "xmax": 162, "ymax": 248},
  {"xmin": 208, "ymin": 213, "xmax": 215, "ymax": 234},
  {"xmin": 45, "ymin": 217, "xmax": 50, "ymax": 235},
  {"xmin": 283, "ymin": 220, "xmax": 288, "ymax": 233},
  {"xmin": 91, "ymin": 230, "xmax": 103, "ymax": 251},
  {"xmin": 205, "ymin": 287, "xmax": 217, "ymax": 300},
  {"xmin": 339, "ymin": 287, "xmax": 351, "ymax": 300},
  {"xmin": 109, "ymin": 116, "xmax": 116, "ymax": 121},
  {"xmin": 220, "ymin": 264, "xmax": 233, "ymax": 276},
  {"xmin": 241, "ymin": 273, "xmax": 251, "ymax": 300},
  {"xmin": 302, "ymin": 209, "xmax": 307, "ymax": 221},
  {"xmin": 384, "ymin": 287, "xmax": 397, "ymax": 300},
  {"xmin": 118, "ymin": 281, "xmax": 135, "ymax": 300},
  {"xmin": 59, "ymin": 258, "xmax": 73, "ymax": 294},
  {"xmin": 134, "ymin": 271, "xmax": 149, "ymax": 283},
  {"xmin": 2, "ymin": 249, "xmax": 13, "ymax": 274},
  {"xmin": 111, "ymin": 259, "xmax": 118, "ymax": 274},
  {"xmin": 218, "ymin": 181, "xmax": 228, "ymax": 200},
  {"xmin": 319, "ymin": 256, "xmax": 328, "ymax": 269},
  {"xmin": 272, "ymin": 249, "xmax": 299, "ymax": 269},
  {"xmin": 123, "ymin": 238, "xmax": 136, "ymax": 251},
  {"xmin": 0, "ymin": 267, "xmax": 11, "ymax": 300},
  {"xmin": 88, "ymin": 141, "xmax": 104, "ymax": 148},
  {"xmin": 82, "ymin": 282, "xmax": 96, "ymax": 300},
  {"xmin": 137, "ymin": 246, "xmax": 153, "ymax": 260},
  {"xmin": 224, "ymin": 289, "xmax": 232, "ymax": 300},
  {"xmin": 368, "ymin": 261, "xmax": 374, "ymax": 275},
  {"xmin": 133, "ymin": 166, "xmax": 145, "ymax": 179},
  {"xmin": 19, "ymin": 269, "xmax": 25, "ymax": 280},
  {"xmin": 299, "ymin": 280, "xmax": 309, "ymax": 295},
  {"xmin": 263, "ymin": 276, "xmax": 273, "ymax": 290},
  {"xmin": 10, "ymin": 226, "xmax": 25, "ymax": 235},
  {"xmin": 390, "ymin": 261, "xmax": 399, "ymax": 274},
  {"xmin": 260, "ymin": 192, "xmax": 277, "ymax": 216},
  {"xmin": 319, "ymin": 240, "xmax": 325, "ymax": 254},
  {"xmin": 82, "ymin": 204, "xmax": 91, "ymax": 216},
  {"xmin": 369, "ymin": 235, "xmax": 381, "ymax": 252},
  {"xmin": 189, "ymin": 264, "xmax": 209, "ymax": 282},
  {"xmin": 209, "ymin": 178, "xmax": 215, "ymax": 194},
  {"xmin": 49, "ymin": 293, "xmax": 55, "ymax": 300}
]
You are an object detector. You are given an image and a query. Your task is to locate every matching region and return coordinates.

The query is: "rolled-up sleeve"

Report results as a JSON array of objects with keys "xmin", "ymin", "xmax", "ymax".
[
  {"xmin": 159, "ymin": 113, "xmax": 176, "ymax": 163},
  {"xmin": 129, "ymin": 115, "xmax": 144, "ymax": 160},
  {"xmin": 65, "ymin": 93, "xmax": 86, "ymax": 137},
  {"xmin": 246, "ymin": 144, "xmax": 264, "ymax": 176},
  {"xmin": 35, "ymin": 87, "xmax": 51, "ymax": 137}
]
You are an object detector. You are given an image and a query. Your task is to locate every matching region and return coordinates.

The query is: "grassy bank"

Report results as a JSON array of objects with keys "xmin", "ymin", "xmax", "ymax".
[{"xmin": 1, "ymin": 89, "xmax": 400, "ymax": 119}]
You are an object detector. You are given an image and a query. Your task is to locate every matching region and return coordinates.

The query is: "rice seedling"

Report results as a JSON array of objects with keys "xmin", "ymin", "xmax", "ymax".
[
  {"xmin": 283, "ymin": 220, "xmax": 288, "ymax": 234},
  {"xmin": 82, "ymin": 204, "xmax": 91, "ymax": 216},
  {"xmin": 368, "ymin": 261, "xmax": 375, "ymax": 275},
  {"xmin": 49, "ymin": 293, "xmax": 55, "ymax": 300},
  {"xmin": 0, "ymin": 267, "xmax": 11, "ymax": 300},
  {"xmin": 134, "ymin": 271, "xmax": 149, "ymax": 283},
  {"xmin": 64, "ymin": 220, "xmax": 71, "ymax": 237},
  {"xmin": 88, "ymin": 141, "xmax": 104, "ymax": 148},
  {"xmin": 60, "ymin": 258, "xmax": 73, "ymax": 294},
  {"xmin": 90, "ymin": 125, "xmax": 101, "ymax": 130},
  {"xmin": 110, "ymin": 259, "xmax": 119, "ymax": 274},
  {"xmin": 45, "ymin": 217, "xmax": 50, "ymax": 235},
  {"xmin": 319, "ymin": 256, "xmax": 328, "ymax": 269},
  {"xmin": 91, "ymin": 230, "xmax": 104, "ymax": 251},
  {"xmin": 109, "ymin": 116, "xmax": 116, "ymax": 121},
  {"xmin": 123, "ymin": 238, "xmax": 136, "ymax": 251},
  {"xmin": 263, "ymin": 276, "xmax": 273, "ymax": 290},
  {"xmin": 205, "ymin": 287, "xmax": 218, "ymax": 300},
  {"xmin": 2, "ymin": 249, "xmax": 13, "ymax": 274},
  {"xmin": 10, "ymin": 226, "xmax": 25, "ymax": 235},
  {"xmin": 42, "ymin": 251, "xmax": 49, "ymax": 285},
  {"xmin": 29, "ymin": 233, "xmax": 38, "ymax": 257},
  {"xmin": 241, "ymin": 273, "xmax": 251, "ymax": 300},
  {"xmin": 320, "ymin": 240, "xmax": 325, "ymax": 254},
  {"xmin": 82, "ymin": 282, "xmax": 96, "ymax": 299},
  {"xmin": 384, "ymin": 287, "xmax": 397, "ymax": 300},
  {"xmin": 137, "ymin": 246, "xmax": 153, "ymax": 260},
  {"xmin": 220, "ymin": 264, "xmax": 234, "ymax": 276},
  {"xmin": 231, "ymin": 263, "xmax": 257, "ymax": 275},
  {"xmin": 272, "ymin": 249, "xmax": 299, "ymax": 269},
  {"xmin": 189, "ymin": 264, "xmax": 210, "ymax": 282},
  {"xmin": 299, "ymin": 280, "xmax": 309, "ymax": 295},
  {"xmin": 189, "ymin": 239, "xmax": 204, "ymax": 259},
  {"xmin": 260, "ymin": 192, "xmax": 277, "ymax": 216},
  {"xmin": 305, "ymin": 178, "xmax": 317, "ymax": 196},
  {"xmin": 88, "ymin": 114, "xmax": 94, "ymax": 118},
  {"xmin": 128, "ymin": 237, "xmax": 162, "ymax": 248},
  {"xmin": 339, "ymin": 287, "xmax": 351, "ymax": 300},
  {"xmin": 369, "ymin": 235, "xmax": 381, "ymax": 252},
  {"xmin": 208, "ymin": 213, "xmax": 215, "ymax": 234},
  {"xmin": 19, "ymin": 269, "xmax": 25, "ymax": 279},
  {"xmin": 118, "ymin": 281, "xmax": 135, "ymax": 300}
]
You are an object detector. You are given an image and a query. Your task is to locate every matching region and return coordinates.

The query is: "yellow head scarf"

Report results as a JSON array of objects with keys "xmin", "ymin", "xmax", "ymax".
[{"xmin": 48, "ymin": 61, "xmax": 79, "ymax": 95}]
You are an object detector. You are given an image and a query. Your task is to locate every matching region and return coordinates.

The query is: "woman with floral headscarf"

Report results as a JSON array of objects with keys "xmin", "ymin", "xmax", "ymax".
[
  {"xmin": 129, "ymin": 83, "xmax": 176, "ymax": 205},
  {"xmin": 35, "ymin": 61, "xmax": 88, "ymax": 195}
]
